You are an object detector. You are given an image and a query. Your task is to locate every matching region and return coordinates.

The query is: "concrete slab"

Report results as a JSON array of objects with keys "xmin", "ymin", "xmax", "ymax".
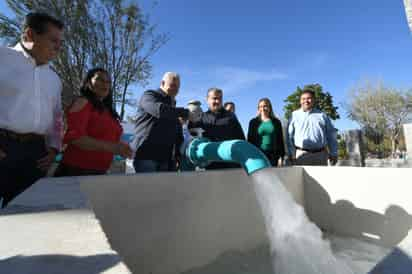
[
  {"xmin": 0, "ymin": 177, "xmax": 131, "ymax": 274},
  {"xmin": 78, "ymin": 167, "xmax": 303, "ymax": 274},
  {"xmin": 3, "ymin": 166, "xmax": 412, "ymax": 274}
]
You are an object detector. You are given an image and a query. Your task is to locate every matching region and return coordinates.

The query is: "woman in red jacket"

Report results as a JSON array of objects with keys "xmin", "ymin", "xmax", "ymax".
[{"xmin": 55, "ymin": 68, "xmax": 132, "ymax": 176}]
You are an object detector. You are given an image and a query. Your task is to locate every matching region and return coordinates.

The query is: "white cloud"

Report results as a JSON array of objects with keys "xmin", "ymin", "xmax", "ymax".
[
  {"xmin": 213, "ymin": 66, "xmax": 288, "ymax": 94},
  {"xmin": 177, "ymin": 65, "xmax": 288, "ymax": 104}
]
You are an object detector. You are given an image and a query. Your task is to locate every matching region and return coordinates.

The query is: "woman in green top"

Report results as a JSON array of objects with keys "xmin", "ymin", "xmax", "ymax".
[{"xmin": 247, "ymin": 98, "xmax": 285, "ymax": 167}]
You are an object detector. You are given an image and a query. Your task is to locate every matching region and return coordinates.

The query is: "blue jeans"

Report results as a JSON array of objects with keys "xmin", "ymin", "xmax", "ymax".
[{"xmin": 133, "ymin": 159, "xmax": 171, "ymax": 173}]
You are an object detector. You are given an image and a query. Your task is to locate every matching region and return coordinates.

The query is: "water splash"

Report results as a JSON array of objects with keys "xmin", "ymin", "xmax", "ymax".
[{"xmin": 251, "ymin": 169, "xmax": 354, "ymax": 274}]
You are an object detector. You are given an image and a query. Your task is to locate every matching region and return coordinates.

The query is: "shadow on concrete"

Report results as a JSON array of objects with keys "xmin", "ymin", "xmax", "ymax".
[
  {"xmin": 180, "ymin": 244, "xmax": 273, "ymax": 274},
  {"xmin": 369, "ymin": 247, "xmax": 412, "ymax": 274},
  {"xmin": 0, "ymin": 204, "xmax": 70, "ymax": 216},
  {"xmin": 303, "ymin": 170, "xmax": 412, "ymax": 272},
  {"xmin": 303, "ymin": 170, "xmax": 412, "ymax": 247},
  {"xmin": 0, "ymin": 254, "xmax": 122, "ymax": 274}
]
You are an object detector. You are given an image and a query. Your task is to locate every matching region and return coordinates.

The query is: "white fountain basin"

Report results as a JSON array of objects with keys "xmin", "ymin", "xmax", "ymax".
[{"xmin": 1, "ymin": 166, "xmax": 412, "ymax": 274}]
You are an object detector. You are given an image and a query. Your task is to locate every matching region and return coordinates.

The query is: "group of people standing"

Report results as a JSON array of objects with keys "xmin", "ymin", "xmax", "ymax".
[
  {"xmin": 130, "ymin": 71, "xmax": 337, "ymax": 172},
  {"xmin": 0, "ymin": 12, "xmax": 337, "ymax": 208},
  {"xmin": 0, "ymin": 13, "xmax": 132, "ymax": 207}
]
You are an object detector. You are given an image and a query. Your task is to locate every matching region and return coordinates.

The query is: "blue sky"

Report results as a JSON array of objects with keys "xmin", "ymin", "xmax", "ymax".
[{"xmin": 2, "ymin": 0, "xmax": 412, "ymax": 133}]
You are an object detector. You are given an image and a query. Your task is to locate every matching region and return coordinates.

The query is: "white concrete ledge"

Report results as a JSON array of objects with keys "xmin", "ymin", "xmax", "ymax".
[
  {"xmin": 0, "ymin": 177, "xmax": 131, "ymax": 274},
  {"xmin": 2, "ymin": 167, "xmax": 412, "ymax": 274}
]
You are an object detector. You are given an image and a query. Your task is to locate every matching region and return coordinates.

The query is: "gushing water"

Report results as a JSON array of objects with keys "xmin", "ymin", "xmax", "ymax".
[{"xmin": 251, "ymin": 169, "xmax": 354, "ymax": 274}]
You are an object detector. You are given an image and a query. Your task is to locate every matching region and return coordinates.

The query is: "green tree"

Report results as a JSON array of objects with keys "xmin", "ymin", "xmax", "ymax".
[
  {"xmin": 337, "ymin": 134, "xmax": 348, "ymax": 160},
  {"xmin": 345, "ymin": 81, "xmax": 412, "ymax": 156},
  {"xmin": 0, "ymin": 0, "xmax": 168, "ymax": 120},
  {"xmin": 283, "ymin": 83, "xmax": 340, "ymax": 121}
]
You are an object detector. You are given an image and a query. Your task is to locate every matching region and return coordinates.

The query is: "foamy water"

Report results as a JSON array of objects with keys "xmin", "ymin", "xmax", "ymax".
[
  {"xmin": 181, "ymin": 233, "xmax": 389, "ymax": 274},
  {"xmin": 251, "ymin": 169, "xmax": 355, "ymax": 274},
  {"xmin": 328, "ymin": 233, "xmax": 390, "ymax": 273},
  {"xmin": 182, "ymin": 168, "xmax": 391, "ymax": 274}
]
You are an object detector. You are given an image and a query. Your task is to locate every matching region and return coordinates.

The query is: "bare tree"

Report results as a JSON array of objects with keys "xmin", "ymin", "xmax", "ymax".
[
  {"xmin": 345, "ymin": 80, "xmax": 412, "ymax": 156},
  {"xmin": 0, "ymin": 0, "xmax": 168, "ymax": 119}
]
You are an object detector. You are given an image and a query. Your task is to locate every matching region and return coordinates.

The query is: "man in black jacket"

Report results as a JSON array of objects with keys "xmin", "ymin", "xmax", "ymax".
[
  {"xmin": 190, "ymin": 88, "xmax": 245, "ymax": 170},
  {"xmin": 132, "ymin": 72, "xmax": 189, "ymax": 172}
]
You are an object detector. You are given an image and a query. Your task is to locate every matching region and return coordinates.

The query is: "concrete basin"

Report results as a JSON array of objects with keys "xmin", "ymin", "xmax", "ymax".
[{"xmin": 2, "ymin": 167, "xmax": 412, "ymax": 273}]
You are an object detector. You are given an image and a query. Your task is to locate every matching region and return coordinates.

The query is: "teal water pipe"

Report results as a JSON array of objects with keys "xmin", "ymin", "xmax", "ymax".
[{"xmin": 185, "ymin": 138, "xmax": 271, "ymax": 175}]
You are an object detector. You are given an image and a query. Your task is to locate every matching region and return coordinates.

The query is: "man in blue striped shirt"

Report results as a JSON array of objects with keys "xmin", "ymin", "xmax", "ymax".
[{"xmin": 287, "ymin": 89, "xmax": 338, "ymax": 166}]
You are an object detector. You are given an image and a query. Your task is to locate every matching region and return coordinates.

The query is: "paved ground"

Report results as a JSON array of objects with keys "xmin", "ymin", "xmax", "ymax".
[{"xmin": 0, "ymin": 177, "xmax": 131, "ymax": 274}]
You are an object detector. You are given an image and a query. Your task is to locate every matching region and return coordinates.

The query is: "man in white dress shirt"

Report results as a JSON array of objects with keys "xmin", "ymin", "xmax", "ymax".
[{"xmin": 0, "ymin": 12, "xmax": 64, "ymax": 207}]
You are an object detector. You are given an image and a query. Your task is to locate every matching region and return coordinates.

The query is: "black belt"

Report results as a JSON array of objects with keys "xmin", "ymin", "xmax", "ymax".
[
  {"xmin": 295, "ymin": 146, "xmax": 325, "ymax": 153},
  {"xmin": 0, "ymin": 128, "xmax": 45, "ymax": 142}
]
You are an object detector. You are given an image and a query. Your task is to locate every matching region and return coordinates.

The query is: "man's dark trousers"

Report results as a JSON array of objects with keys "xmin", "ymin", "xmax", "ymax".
[{"xmin": 0, "ymin": 133, "xmax": 47, "ymax": 208}]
